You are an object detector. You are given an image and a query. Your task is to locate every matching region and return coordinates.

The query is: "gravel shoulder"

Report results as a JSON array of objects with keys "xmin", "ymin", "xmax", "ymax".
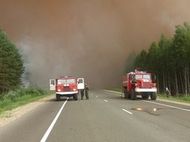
[{"xmin": 0, "ymin": 95, "xmax": 54, "ymax": 127}]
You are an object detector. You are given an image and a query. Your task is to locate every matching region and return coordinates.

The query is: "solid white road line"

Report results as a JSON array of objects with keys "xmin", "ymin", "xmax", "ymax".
[
  {"xmin": 104, "ymin": 90, "xmax": 122, "ymax": 95},
  {"xmin": 104, "ymin": 100, "xmax": 108, "ymax": 102},
  {"xmin": 122, "ymin": 109, "xmax": 133, "ymax": 115},
  {"xmin": 143, "ymin": 100, "xmax": 190, "ymax": 112},
  {"xmin": 40, "ymin": 98, "xmax": 68, "ymax": 142}
]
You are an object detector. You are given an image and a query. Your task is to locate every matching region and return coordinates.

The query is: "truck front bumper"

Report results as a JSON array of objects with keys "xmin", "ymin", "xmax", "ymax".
[
  {"xmin": 135, "ymin": 88, "xmax": 157, "ymax": 93},
  {"xmin": 56, "ymin": 91, "xmax": 78, "ymax": 96}
]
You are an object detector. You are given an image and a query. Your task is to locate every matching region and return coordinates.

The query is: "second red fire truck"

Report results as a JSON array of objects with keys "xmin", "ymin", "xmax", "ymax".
[{"xmin": 122, "ymin": 70, "xmax": 157, "ymax": 100}]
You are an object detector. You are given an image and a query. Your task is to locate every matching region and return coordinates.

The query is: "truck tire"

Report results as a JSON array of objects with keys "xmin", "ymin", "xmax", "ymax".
[
  {"xmin": 56, "ymin": 94, "xmax": 60, "ymax": 101},
  {"xmin": 73, "ymin": 94, "xmax": 78, "ymax": 100},
  {"xmin": 142, "ymin": 93, "xmax": 149, "ymax": 100},
  {"xmin": 124, "ymin": 91, "xmax": 130, "ymax": 99},
  {"xmin": 150, "ymin": 93, "xmax": 157, "ymax": 100},
  {"xmin": 131, "ymin": 89, "xmax": 136, "ymax": 100}
]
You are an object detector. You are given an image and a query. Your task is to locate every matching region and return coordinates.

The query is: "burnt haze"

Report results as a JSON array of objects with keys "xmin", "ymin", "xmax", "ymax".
[{"xmin": 0, "ymin": 0, "xmax": 190, "ymax": 88}]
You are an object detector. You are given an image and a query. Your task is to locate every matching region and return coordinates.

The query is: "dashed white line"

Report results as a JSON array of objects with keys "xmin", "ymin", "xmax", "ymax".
[
  {"xmin": 40, "ymin": 98, "xmax": 68, "ymax": 142},
  {"xmin": 104, "ymin": 100, "xmax": 108, "ymax": 102},
  {"xmin": 143, "ymin": 100, "xmax": 190, "ymax": 112},
  {"xmin": 122, "ymin": 109, "xmax": 133, "ymax": 115}
]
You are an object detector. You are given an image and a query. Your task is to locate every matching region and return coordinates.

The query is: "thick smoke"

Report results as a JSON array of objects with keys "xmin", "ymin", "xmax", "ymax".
[{"xmin": 0, "ymin": 0, "xmax": 190, "ymax": 88}]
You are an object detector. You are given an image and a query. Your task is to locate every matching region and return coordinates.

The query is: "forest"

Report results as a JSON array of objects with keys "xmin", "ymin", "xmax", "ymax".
[
  {"xmin": 0, "ymin": 29, "xmax": 24, "ymax": 93},
  {"xmin": 133, "ymin": 23, "xmax": 190, "ymax": 96}
]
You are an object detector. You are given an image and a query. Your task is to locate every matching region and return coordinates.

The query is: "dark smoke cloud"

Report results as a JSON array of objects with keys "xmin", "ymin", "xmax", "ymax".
[{"xmin": 0, "ymin": 0, "xmax": 190, "ymax": 88}]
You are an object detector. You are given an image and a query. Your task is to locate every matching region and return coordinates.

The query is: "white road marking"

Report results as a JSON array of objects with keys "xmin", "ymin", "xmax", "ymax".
[
  {"xmin": 40, "ymin": 98, "xmax": 68, "ymax": 142},
  {"xmin": 104, "ymin": 90, "xmax": 122, "ymax": 95},
  {"xmin": 143, "ymin": 100, "xmax": 190, "ymax": 112},
  {"xmin": 104, "ymin": 100, "xmax": 108, "ymax": 102},
  {"xmin": 122, "ymin": 109, "xmax": 133, "ymax": 115}
]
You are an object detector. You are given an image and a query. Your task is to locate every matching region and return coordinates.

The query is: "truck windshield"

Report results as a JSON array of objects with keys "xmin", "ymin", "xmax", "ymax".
[
  {"xmin": 57, "ymin": 80, "xmax": 67, "ymax": 85},
  {"xmin": 135, "ymin": 74, "xmax": 151, "ymax": 80},
  {"xmin": 143, "ymin": 74, "xmax": 151, "ymax": 80},
  {"xmin": 135, "ymin": 75, "xmax": 143, "ymax": 79},
  {"xmin": 66, "ymin": 79, "xmax": 75, "ymax": 84},
  {"xmin": 57, "ymin": 79, "xmax": 75, "ymax": 85}
]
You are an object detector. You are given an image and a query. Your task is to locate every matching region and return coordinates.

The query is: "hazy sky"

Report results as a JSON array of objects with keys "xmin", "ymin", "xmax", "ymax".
[{"xmin": 0, "ymin": 0, "xmax": 190, "ymax": 88}]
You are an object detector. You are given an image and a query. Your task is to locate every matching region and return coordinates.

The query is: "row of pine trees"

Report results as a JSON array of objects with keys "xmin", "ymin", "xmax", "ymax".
[
  {"xmin": 0, "ymin": 29, "xmax": 24, "ymax": 93},
  {"xmin": 133, "ymin": 23, "xmax": 190, "ymax": 96}
]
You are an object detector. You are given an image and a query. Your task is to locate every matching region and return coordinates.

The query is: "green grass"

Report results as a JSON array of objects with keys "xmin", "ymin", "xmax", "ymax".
[
  {"xmin": 0, "ymin": 87, "xmax": 50, "ymax": 115},
  {"xmin": 158, "ymin": 94, "xmax": 190, "ymax": 104},
  {"xmin": 108, "ymin": 88, "xmax": 190, "ymax": 104}
]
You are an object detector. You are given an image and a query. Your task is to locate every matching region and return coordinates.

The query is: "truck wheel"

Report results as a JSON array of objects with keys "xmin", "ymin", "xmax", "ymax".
[
  {"xmin": 150, "ymin": 93, "xmax": 157, "ymax": 100},
  {"xmin": 124, "ymin": 91, "xmax": 130, "ymax": 99},
  {"xmin": 131, "ymin": 89, "xmax": 136, "ymax": 100},
  {"xmin": 73, "ymin": 94, "xmax": 78, "ymax": 100},
  {"xmin": 142, "ymin": 93, "xmax": 149, "ymax": 100},
  {"xmin": 56, "ymin": 94, "xmax": 60, "ymax": 101}
]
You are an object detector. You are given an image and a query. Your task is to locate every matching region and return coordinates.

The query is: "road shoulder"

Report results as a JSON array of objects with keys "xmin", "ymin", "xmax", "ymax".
[
  {"xmin": 0, "ymin": 95, "xmax": 54, "ymax": 127},
  {"xmin": 104, "ymin": 90, "xmax": 190, "ymax": 107}
]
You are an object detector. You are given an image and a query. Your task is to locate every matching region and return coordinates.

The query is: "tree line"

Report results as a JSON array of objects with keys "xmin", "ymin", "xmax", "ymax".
[
  {"xmin": 133, "ymin": 23, "xmax": 190, "ymax": 96},
  {"xmin": 0, "ymin": 29, "xmax": 24, "ymax": 93}
]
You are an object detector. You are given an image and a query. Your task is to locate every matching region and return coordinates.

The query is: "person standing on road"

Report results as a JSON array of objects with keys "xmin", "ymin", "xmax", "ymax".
[
  {"xmin": 84, "ymin": 84, "xmax": 89, "ymax": 100},
  {"xmin": 80, "ymin": 89, "xmax": 85, "ymax": 100},
  {"xmin": 166, "ymin": 87, "xmax": 171, "ymax": 97}
]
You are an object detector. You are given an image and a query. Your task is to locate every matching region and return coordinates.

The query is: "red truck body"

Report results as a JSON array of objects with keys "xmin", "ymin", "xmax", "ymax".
[{"xmin": 122, "ymin": 70, "xmax": 157, "ymax": 100}]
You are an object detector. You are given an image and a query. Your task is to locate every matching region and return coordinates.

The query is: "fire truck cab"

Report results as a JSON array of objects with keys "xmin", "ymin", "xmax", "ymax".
[
  {"xmin": 49, "ymin": 76, "xmax": 79, "ymax": 101},
  {"xmin": 122, "ymin": 70, "xmax": 157, "ymax": 100}
]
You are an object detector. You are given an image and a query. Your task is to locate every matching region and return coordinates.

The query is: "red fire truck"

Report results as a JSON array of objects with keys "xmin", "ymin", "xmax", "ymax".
[
  {"xmin": 122, "ymin": 70, "xmax": 157, "ymax": 100},
  {"xmin": 49, "ymin": 76, "xmax": 79, "ymax": 101}
]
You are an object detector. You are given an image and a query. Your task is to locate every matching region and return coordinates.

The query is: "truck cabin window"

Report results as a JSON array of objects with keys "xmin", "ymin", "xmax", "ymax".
[
  {"xmin": 78, "ymin": 79, "xmax": 83, "ymax": 84},
  {"xmin": 66, "ymin": 79, "xmax": 75, "ymax": 84},
  {"xmin": 143, "ymin": 74, "xmax": 151, "ymax": 80},
  {"xmin": 135, "ymin": 74, "xmax": 151, "ymax": 80},
  {"xmin": 135, "ymin": 75, "xmax": 143, "ymax": 80},
  {"xmin": 57, "ymin": 79, "xmax": 75, "ymax": 85}
]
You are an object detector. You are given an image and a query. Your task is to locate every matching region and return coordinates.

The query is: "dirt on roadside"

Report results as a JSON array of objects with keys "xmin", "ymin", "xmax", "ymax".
[{"xmin": 0, "ymin": 95, "xmax": 54, "ymax": 127}]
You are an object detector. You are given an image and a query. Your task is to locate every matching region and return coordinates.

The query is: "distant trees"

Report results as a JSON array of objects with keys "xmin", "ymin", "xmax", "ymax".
[
  {"xmin": 0, "ymin": 29, "xmax": 24, "ymax": 93},
  {"xmin": 132, "ymin": 23, "xmax": 190, "ymax": 96}
]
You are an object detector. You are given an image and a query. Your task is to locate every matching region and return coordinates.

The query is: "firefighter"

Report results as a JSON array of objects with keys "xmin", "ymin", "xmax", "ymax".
[
  {"xmin": 80, "ymin": 89, "xmax": 85, "ymax": 100},
  {"xmin": 84, "ymin": 84, "xmax": 89, "ymax": 100},
  {"xmin": 166, "ymin": 87, "xmax": 171, "ymax": 97}
]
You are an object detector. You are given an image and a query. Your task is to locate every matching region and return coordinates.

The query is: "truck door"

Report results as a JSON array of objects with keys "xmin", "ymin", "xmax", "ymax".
[
  {"xmin": 77, "ymin": 78, "xmax": 85, "ymax": 90},
  {"xmin": 49, "ymin": 79, "xmax": 56, "ymax": 90}
]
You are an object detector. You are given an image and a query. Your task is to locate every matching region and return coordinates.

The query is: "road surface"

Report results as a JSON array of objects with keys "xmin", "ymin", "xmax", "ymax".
[{"xmin": 0, "ymin": 90, "xmax": 190, "ymax": 142}]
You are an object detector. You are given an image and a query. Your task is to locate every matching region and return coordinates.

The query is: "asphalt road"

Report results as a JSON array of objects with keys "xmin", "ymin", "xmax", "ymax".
[{"xmin": 0, "ymin": 90, "xmax": 190, "ymax": 142}]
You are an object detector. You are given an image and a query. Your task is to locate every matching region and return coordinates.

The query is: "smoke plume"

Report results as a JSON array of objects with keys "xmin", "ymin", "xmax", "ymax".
[{"xmin": 0, "ymin": 0, "xmax": 190, "ymax": 88}]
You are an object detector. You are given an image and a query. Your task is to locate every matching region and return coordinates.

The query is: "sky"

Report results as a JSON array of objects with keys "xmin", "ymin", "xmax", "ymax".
[{"xmin": 0, "ymin": 0, "xmax": 190, "ymax": 88}]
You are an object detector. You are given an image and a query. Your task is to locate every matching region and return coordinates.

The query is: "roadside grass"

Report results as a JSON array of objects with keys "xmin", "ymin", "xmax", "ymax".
[
  {"xmin": 158, "ymin": 94, "xmax": 190, "ymax": 104},
  {"xmin": 0, "ymin": 87, "xmax": 50, "ymax": 115},
  {"xmin": 107, "ymin": 88, "xmax": 190, "ymax": 104}
]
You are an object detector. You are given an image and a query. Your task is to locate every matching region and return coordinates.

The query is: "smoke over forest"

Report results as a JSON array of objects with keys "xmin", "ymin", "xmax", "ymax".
[{"xmin": 0, "ymin": 0, "xmax": 190, "ymax": 88}]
